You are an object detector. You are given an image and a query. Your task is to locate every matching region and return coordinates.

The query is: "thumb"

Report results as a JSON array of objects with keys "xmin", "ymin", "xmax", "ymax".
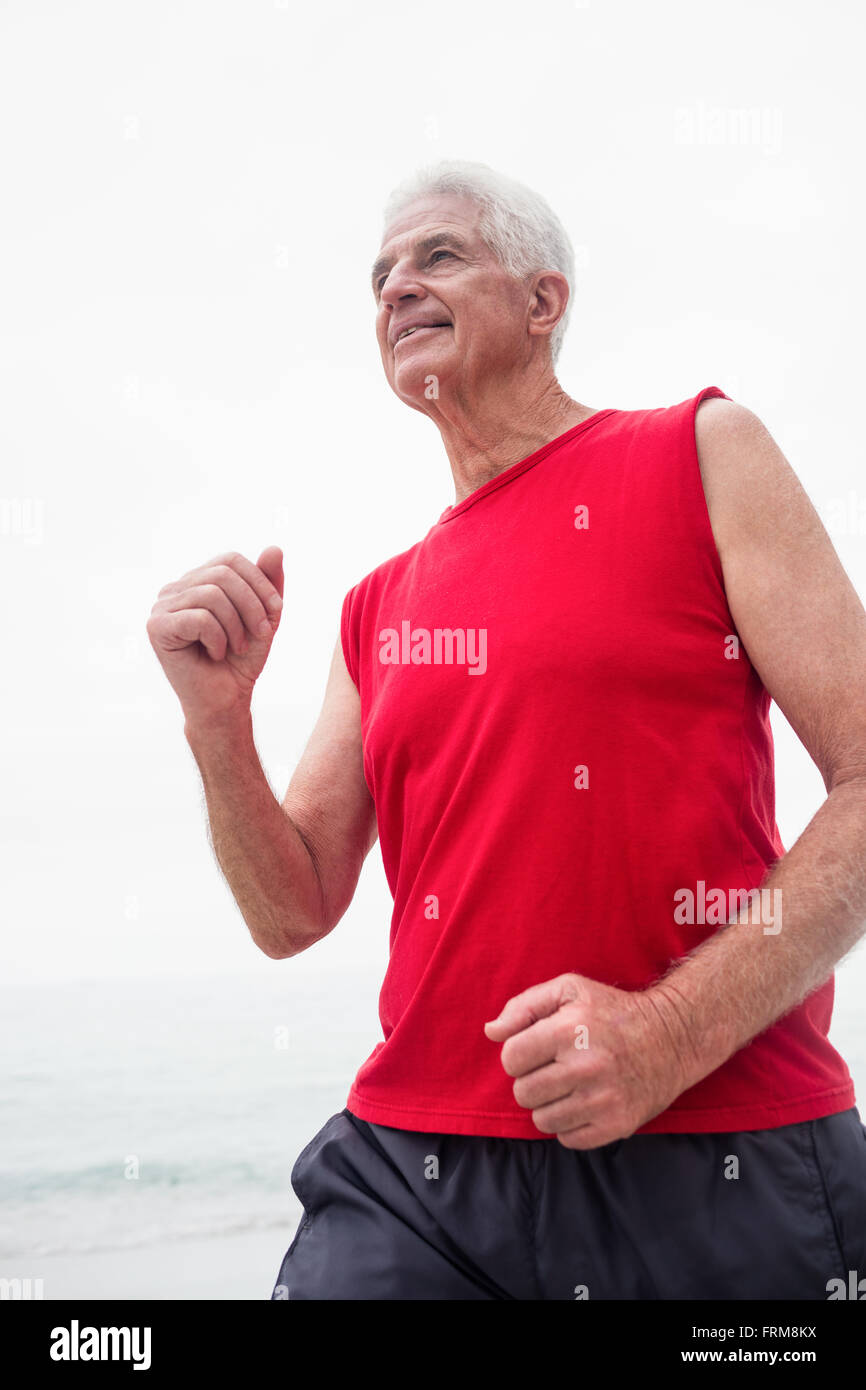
[
  {"xmin": 256, "ymin": 545, "xmax": 284, "ymax": 599},
  {"xmin": 484, "ymin": 974, "xmax": 583, "ymax": 1042}
]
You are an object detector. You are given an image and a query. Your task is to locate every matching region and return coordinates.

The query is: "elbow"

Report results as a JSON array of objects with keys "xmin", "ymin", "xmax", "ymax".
[
  {"xmin": 254, "ymin": 919, "xmax": 327, "ymax": 960},
  {"xmin": 257, "ymin": 939, "xmax": 294, "ymax": 961}
]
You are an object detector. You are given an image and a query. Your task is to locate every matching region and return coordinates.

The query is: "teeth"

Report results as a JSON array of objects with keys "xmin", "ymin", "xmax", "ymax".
[{"xmin": 398, "ymin": 324, "xmax": 446, "ymax": 342}]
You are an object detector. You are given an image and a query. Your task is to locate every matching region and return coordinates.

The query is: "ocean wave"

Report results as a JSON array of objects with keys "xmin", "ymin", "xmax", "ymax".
[
  {"xmin": 0, "ymin": 1201, "xmax": 302, "ymax": 1260},
  {"xmin": 0, "ymin": 1158, "xmax": 281, "ymax": 1200}
]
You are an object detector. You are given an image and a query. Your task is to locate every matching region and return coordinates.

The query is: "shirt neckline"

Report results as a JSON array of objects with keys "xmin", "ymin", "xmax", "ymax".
[{"xmin": 435, "ymin": 407, "xmax": 618, "ymax": 525}]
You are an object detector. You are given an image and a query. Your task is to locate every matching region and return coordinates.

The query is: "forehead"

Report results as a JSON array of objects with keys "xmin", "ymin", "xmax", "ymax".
[{"xmin": 373, "ymin": 192, "xmax": 487, "ymax": 273}]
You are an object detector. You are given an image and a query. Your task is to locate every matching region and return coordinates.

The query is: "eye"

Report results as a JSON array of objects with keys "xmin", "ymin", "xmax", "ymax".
[{"xmin": 375, "ymin": 248, "xmax": 454, "ymax": 299}]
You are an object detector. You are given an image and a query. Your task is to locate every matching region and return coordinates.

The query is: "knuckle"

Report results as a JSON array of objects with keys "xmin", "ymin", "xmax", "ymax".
[
  {"xmin": 205, "ymin": 551, "xmax": 241, "ymax": 574},
  {"xmin": 579, "ymin": 1052, "xmax": 604, "ymax": 1081},
  {"xmin": 557, "ymin": 1013, "xmax": 580, "ymax": 1045}
]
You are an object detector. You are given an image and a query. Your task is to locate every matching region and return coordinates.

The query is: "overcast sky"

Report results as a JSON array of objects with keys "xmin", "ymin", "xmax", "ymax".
[{"xmin": 2, "ymin": 0, "xmax": 865, "ymax": 1027}]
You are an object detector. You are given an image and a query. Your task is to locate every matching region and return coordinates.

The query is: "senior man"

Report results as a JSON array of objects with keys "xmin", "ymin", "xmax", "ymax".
[{"xmin": 148, "ymin": 160, "xmax": 866, "ymax": 1300}]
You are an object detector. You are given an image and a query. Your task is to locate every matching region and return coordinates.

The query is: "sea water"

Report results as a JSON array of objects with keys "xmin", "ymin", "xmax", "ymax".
[{"xmin": 0, "ymin": 966, "xmax": 382, "ymax": 1274}]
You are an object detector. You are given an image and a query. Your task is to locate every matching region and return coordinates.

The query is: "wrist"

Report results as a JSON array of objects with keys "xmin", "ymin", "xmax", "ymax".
[
  {"xmin": 639, "ymin": 979, "xmax": 706, "ymax": 1099},
  {"xmin": 183, "ymin": 703, "xmax": 254, "ymax": 752}
]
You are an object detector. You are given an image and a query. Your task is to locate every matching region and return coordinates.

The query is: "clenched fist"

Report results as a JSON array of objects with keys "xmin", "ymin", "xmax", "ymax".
[
  {"xmin": 484, "ymin": 972, "xmax": 695, "ymax": 1149},
  {"xmin": 146, "ymin": 545, "xmax": 284, "ymax": 725}
]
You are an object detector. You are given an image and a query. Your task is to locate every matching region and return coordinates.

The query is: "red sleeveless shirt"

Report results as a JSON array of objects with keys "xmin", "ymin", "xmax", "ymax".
[{"xmin": 340, "ymin": 387, "xmax": 855, "ymax": 1136}]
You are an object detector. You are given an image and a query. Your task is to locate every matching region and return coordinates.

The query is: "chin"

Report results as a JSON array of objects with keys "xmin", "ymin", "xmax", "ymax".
[{"xmin": 391, "ymin": 354, "xmax": 453, "ymax": 406}]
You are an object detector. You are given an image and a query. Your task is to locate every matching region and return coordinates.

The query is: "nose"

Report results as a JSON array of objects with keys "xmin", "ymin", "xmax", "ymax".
[{"xmin": 380, "ymin": 258, "xmax": 427, "ymax": 311}]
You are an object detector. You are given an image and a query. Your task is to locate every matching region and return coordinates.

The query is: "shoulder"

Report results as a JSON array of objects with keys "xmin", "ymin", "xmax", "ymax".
[
  {"xmin": 694, "ymin": 395, "xmax": 770, "ymax": 453},
  {"xmin": 692, "ymin": 397, "xmax": 828, "ymax": 581},
  {"xmin": 692, "ymin": 396, "xmax": 811, "ymax": 545},
  {"xmin": 344, "ymin": 534, "xmax": 428, "ymax": 609}
]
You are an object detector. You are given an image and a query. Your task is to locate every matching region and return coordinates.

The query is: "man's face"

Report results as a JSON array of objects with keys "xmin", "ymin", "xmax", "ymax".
[{"xmin": 372, "ymin": 192, "xmax": 533, "ymax": 411}]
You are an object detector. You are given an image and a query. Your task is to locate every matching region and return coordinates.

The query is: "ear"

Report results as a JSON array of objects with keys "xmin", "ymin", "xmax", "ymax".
[{"xmin": 526, "ymin": 270, "xmax": 570, "ymax": 346}]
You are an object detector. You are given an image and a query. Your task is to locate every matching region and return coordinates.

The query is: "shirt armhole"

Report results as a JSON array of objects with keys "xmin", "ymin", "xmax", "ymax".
[{"xmin": 340, "ymin": 585, "xmax": 360, "ymax": 690}]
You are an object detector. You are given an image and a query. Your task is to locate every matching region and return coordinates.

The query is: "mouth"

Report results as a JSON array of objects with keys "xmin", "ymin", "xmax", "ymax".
[{"xmin": 394, "ymin": 323, "xmax": 452, "ymax": 348}]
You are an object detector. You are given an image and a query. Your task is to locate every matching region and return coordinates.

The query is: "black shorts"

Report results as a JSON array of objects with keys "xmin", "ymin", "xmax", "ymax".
[{"xmin": 270, "ymin": 1105, "xmax": 866, "ymax": 1300}]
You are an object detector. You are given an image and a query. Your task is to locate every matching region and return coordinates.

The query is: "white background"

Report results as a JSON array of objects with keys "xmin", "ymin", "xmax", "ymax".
[{"xmin": 1, "ymin": 1, "xmax": 864, "ymax": 1049}]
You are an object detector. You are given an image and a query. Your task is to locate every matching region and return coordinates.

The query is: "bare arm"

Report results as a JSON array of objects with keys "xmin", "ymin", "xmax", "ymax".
[
  {"xmin": 649, "ymin": 397, "xmax": 866, "ymax": 1083},
  {"xmin": 147, "ymin": 545, "xmax": 376, "ymax": 961},
  {"xmin": 185, "ymin": 638, "xmax": 376, "ymax": 959}
]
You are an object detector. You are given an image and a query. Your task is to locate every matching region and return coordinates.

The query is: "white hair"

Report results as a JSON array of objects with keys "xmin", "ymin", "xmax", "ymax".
[{"xmin": 382, "ymin": 159, "xmax": 575, "ymax": 366}]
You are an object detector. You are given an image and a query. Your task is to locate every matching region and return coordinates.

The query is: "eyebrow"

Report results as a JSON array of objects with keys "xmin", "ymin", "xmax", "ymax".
[{"xmin": 370, "ymin": 231, "xmax": 471, "ymax": 292}]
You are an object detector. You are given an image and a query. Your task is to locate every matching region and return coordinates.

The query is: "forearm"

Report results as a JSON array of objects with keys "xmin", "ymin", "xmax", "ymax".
[
  {"xmin": 649, "ymin": 775, "xmax": 866, "ymax": 1090},
  {"xmin": 184, "ymin": 710, "xmax": 325, "ymax": 958}
]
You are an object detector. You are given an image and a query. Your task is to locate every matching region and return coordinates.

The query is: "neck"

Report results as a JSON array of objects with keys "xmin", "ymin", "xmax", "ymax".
[{"xmin": 425, "ymin": 366, "xmax": 598, "ymax": 505}]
